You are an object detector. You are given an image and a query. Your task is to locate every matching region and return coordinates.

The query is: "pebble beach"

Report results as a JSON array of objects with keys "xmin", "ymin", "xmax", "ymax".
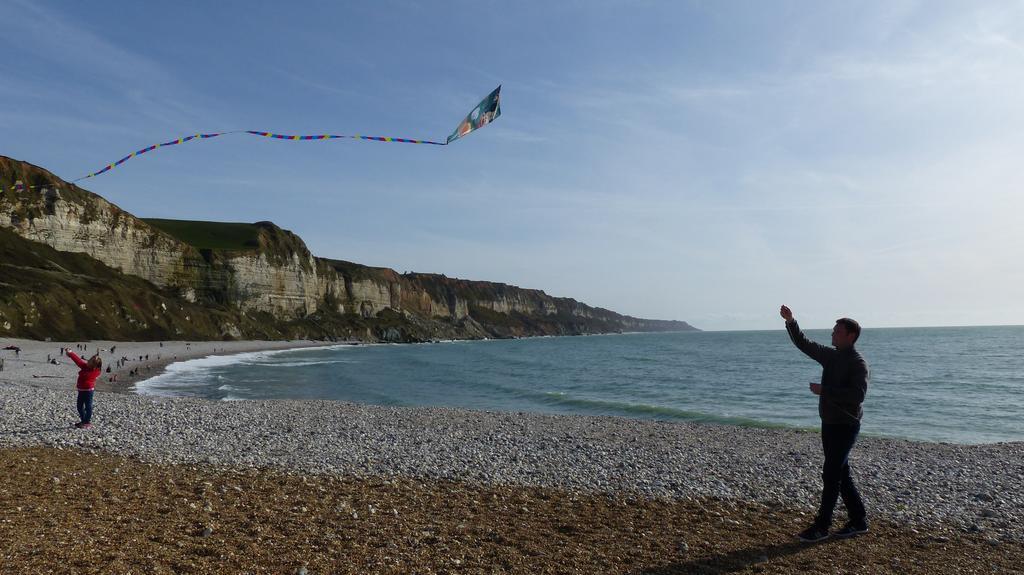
[{"xmin": 1, "ymin": 338, "xmax": 1022, "ymax": 573}]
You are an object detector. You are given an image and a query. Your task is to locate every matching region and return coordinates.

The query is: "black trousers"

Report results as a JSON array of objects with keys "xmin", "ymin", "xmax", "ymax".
[{"xmin": 817, "ymin": 423, "xmax": 866, "ymax": 528}]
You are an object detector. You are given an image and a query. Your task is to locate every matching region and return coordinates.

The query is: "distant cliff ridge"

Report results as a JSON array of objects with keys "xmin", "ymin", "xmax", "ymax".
[{"xmin": 0, "ymin": 155, "xmax": 697, "ymax": 341}]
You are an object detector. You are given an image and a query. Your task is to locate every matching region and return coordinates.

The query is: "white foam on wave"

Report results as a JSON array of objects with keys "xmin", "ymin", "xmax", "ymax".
[
  {"xmin": 135, "ymin": 344, "xmax": 359, "ymax": 396},
  {"xmin": 266, "ymin": 359, "xmax": 353, "ymax": 368}
]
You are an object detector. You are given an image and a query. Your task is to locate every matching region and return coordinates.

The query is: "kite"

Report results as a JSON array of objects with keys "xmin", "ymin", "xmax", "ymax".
[
  {"xmin": 72, "ymin": 86, "xmax": 502, "ymax": 182},
  {"xmin": 447, "ymin": 85, "xmax": 502, "ymax": 144}
]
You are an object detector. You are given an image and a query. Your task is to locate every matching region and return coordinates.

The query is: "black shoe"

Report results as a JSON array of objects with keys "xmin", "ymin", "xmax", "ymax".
[
  {"xmin": 797, "ymin": 524, "xmax": 830, "ymax": 543},
  {"xmin": 833, "ymin": 521, "xmax": 869, "ymax": 538}
]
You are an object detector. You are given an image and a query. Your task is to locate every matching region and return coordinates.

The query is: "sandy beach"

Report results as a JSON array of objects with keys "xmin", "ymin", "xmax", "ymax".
[{"xmin": 1, "ymin": 337, "xmax": 1022, "ymax": 573}]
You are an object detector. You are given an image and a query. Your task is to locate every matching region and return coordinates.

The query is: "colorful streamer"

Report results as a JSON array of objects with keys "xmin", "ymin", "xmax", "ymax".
[
  {"xmin": 79, "ymin": 133, "xmax": 228, "ymax": 180},
  {"xmin": 244, "ymin": 131, "xmax": 446, "ymax": 146},
  {"xmin": 73, "ymin": 131, "xmax": 443, "ymax": 181},
  {"xmin": 73, "ymin": 86, "xmax": 501, "ymax": 182}
]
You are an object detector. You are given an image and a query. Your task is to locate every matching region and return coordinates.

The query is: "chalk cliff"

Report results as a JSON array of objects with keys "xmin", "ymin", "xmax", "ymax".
[{"xmin": 0, "ymin": 155, "xmax": 697, "ymax": 341}]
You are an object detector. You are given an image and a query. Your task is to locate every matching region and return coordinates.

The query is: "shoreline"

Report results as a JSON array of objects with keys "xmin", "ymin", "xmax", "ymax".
[
  {"xmin": 0, "ymin": 337, "xmax": 346, "ymax": 393},
  {"xmin": 0, "ymin": 334, "xmax": 649, "ymax": 395},
  {"xmin": 4, "ymin": 335, "xmax": 1021, "ymax": 446}
]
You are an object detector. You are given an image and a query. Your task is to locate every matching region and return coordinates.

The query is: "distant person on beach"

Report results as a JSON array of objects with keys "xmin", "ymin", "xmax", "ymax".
[
  {"xmin": 780, "ymin": 305, "xmax": 869, "ymax": 543},
  {"xmin": 67, "ymin": 350, "xmax": 102, "ymax": 429}
]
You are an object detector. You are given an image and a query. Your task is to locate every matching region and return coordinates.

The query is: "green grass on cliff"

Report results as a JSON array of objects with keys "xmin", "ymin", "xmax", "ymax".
[
  {"xmin": 325, "ymin": 259, "xmax": 396, "ymax": 283},
  {"xmin": 143, "ymin": 219, "xmax": 260, "ymax": 251}
]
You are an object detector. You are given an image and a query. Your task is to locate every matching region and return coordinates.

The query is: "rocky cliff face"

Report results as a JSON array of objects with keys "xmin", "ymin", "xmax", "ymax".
[
  {"xmin": 1, "ymin": 155, "xmax": 697, "ymax": 341},
  {"xmin": 0, "ymin": 157, "xmax": 199, "ymax": 296}
]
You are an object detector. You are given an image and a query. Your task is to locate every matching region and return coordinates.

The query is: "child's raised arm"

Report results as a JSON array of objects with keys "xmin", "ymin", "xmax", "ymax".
[{"xmin": 67, "ymin": 351, "xmax": 88, "ymax": 369}]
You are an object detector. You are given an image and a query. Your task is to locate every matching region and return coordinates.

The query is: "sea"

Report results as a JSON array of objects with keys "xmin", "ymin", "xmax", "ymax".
[{"xmin": 136, "ymin": 326, "xmax": 1024, "ymax": 445}]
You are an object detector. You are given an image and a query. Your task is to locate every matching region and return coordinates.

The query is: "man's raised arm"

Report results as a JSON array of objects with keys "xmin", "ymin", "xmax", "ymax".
[{"xmin": 780, "ymin": 305, "xmax": 831, "ymax": 365}]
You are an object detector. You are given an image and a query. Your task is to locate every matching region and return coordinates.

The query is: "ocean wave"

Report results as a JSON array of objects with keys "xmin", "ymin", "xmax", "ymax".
[
  {"xmin": 135, "ymin": 345, "xmax": 359, "ymax": 396},
  {"xmin": 265, "ymin": 359, "xmax": 354, "ymax": 368}
]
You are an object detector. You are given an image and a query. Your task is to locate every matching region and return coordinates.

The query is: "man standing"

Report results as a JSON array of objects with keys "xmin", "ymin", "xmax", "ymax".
[{"xmin": 780, "ymin": 305, "xmax": 869, "ymax": 542}]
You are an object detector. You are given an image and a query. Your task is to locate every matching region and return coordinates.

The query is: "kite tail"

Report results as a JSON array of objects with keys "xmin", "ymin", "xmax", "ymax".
[
  {"xmin": 243, "ymin": 131, "xmax": 447, "ymax": 146},
  {"xmin": 73, "ymin": 130, "xmax": 447, "ymax": 182},
  {"xmin": 73, "ymin": 132, "xmax": 234, "ymax": 182}
]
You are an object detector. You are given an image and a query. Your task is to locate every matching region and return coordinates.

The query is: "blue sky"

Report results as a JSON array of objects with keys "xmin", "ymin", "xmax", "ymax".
[{"xmin": 3, "ymin": 1, "xmax": 1023, "ymax": 330}]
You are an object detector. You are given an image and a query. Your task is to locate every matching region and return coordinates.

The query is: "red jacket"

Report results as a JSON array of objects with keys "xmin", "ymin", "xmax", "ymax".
[{"xmin": 69, "ymin": 352, "xmax": 101, "ymax": 391}]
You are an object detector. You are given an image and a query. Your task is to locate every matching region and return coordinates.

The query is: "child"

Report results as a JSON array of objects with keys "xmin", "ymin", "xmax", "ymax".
[{"xmin": 67, "ymin": 350, "xmax": 102, "ymax": 429}]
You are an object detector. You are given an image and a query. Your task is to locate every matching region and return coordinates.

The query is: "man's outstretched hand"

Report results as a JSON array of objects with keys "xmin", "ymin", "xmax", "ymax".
[{"xmin": 780, "ymin": 305, "xmax": 794, "ymax": 322}]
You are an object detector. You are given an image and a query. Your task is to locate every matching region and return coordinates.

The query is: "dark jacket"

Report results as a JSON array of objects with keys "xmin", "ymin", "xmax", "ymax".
[{"xmin": 786, "ymin": 320, "xmax": 869, "ymax": 425}]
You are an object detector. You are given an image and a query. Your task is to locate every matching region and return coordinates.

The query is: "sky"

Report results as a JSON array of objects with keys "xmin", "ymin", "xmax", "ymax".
[{"xmin": 2, "ymin": 1, "xmax": 1023, "ymax": 331}]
